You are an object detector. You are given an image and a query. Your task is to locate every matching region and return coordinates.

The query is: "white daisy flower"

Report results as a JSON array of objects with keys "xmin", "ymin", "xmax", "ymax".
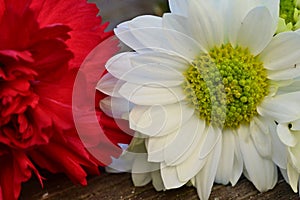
[
  {"xmin": 277, "ymin": 0, "xmax": 300, "ymax": 32},
  {"xmin": 98, "ymin": 0, "xmax": 300, "ymax": 199}
]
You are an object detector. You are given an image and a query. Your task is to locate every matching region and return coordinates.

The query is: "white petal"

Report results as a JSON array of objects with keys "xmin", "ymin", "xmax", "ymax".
[
  {"xmin": 238, "ymin": 124, "xmax": 251, "ymax": 141},
  {"xmin": 267, "ymin": 66, "xmax": 300, "ymax": 81},
  {"xmin": 122, "ymin": 62, "xmax": 184, "ymax": 87},
  {"xmin": 277, "ymin": 123, "xmax": 297, "ymax": 147},
  {"xmin": 114, "ymin": 15, "xmax": 162, "ymax": 51},
  {"xmin": 177, "ymin": 160, "xmax": 207, "ymax": 184},
  {"xmin": 226, "ymin": 0, "xmax": 279, "ymax": 46},
  {"xmin": 289, "ymin": 149, "xmax": 300, "ymax": 173},
  {"xmin": 106, "ymin": 151, "xmax": 134, "ymax": 173},
  {"xmin": 146, "ymin": 132, "xmax": 177, "ymax": 162},
  {"xmin": 280, "ymin": 168, "xmax": 289, "ymax": 183},
  {"xmin": 238, "ymin": 125, "xmax": 277, "ymax": 191},
  {"xmin": 287, "ymin": 162, "xmax": 300, "ymax": 192},
  {"xmin": 168, "ymin": 0, "xmax": 188, "ymax": 16},
  {"xmin": 107, "ymin": 51, "xmax": 186, "ymax": 87},
  {"xmin": 96, "ymin": 73, "xmax": 125, "ymax": 98},
  {"xmin": 269, "ymin": 80, "xmax": 292, "ymax": 96},
  {"xmin": 132, "ymin": 172, "xmax": 152, "ymax": 187},
  {"xmin": 187, "ymin": 0, "xmax": 223, "ymax": 50},
  {"xmin": 160, "ymin": 163, "xmax": 187, "ymax": 189},
  {"xmin": 195, "ymin": 138, "xmax": 222, "ymax": 200},
  {"xmin": 260, "ymin": 32, "xmax": 300, "ymax": 70},
  {"xmin": 176, "ymin": 133, "xmax": 208, "ymax": 182},
  {"xmin": 163, "ymin": 116, "xmax": 206, "ymax": 166},
  {"xmin": 131, "ymin": 153, "xmax": 160, "ymax": 174},
  {"xmin": 162, "ymin": 13, "xmax": 191, "ymax": 39},
  {"xmin": 120, "ymin": 82, "xmax": 186, "ymax": 105},
  {"xmin": 255, "ymin": 0, "xmax": 279, "ymax": 28},
  {"xmin": 114, "ymin": 21, "xmax": 144, "ymax": 50},
  {"xmin": 215, "ymin": 129, "xmax": 235, "ymax": 185},
  {"xmin": 230, "ymin": 133, "xmax": 243, "ymax": 186},
  {"xmin": 250, "ymin": 117, "xmax": 272, "ymax": 157},
  {"xmin": 257, "ymin": 92, "xmax": 300, "ymax": 123},
  {"xmin": 106, "ymin": 52, "xmax": 136, "ymax": 80},
  {"xmin": 199, "ymin": 125, "xmax": 222, "ymax": 159},
  {"xmin": 226, "ymin": 0, "xmax": 248, "ymax": 46},
  {"xmin": 118, "ymin": 25, "xmax": 203, "ymax": 61},
  {"xmin": 226, "ymin": 0, "xmax": 259, "ymax": 46},
  {"xmin": 129, "ymin": 103, "xmax": 194, "ymax": 137},
  {"xmin": 277, "ymin": 80, "xmax": 300, "ymax": 95},
  {"xmin": 237, "ymin": 7, "xmax": 273, "ymax": 55},
  {"xmin": 151, "ymin": 171, "xmax": 165, "ymax": 191},
  {"xmin": 129, "ymin": 15, "xmax": 162, "ymax": 29},
  {"xmin": 130, "ymin": 51, "xmax": 188, "ymax": 72},
  {"xmin": 100, "ymin": 97, "xmax": 132, "ymax": 119},
  {"xmin": 190, "ymin": 177, "xmax": 195, "ymax": 187},
  {"xmin": 269, "ymin": 123, "xmax": 288, "ymax": 169},
  {"xmin": 132, "ymin": 158, "xmax": 161, "ymax": 187},
  {"xmin": 146, "ymin": 144, "xmax": 164, "ymax": 163},
  {"xmin": 292, "ymin": 119, "xmax": 300, "ymax": 130},
  {"xmin": 289, "ymin": 131, "xmax": 300, "ymax": 171},
  {"xmin": 253, "ymin": 116, "xmax": 270, "ymax": 134}
]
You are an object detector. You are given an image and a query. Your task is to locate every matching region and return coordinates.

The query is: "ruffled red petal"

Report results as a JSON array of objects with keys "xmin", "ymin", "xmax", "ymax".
[
  {"xmin": 30, "ymin": 0, "xmax": 113, "ymax": 68},
  {"xmin": 28, "ymin": 129, "xmax": 100, "ymax": 185},
  {"xmin": 0, "ymin": 151, "xmax": 42, "ymax": 200}
]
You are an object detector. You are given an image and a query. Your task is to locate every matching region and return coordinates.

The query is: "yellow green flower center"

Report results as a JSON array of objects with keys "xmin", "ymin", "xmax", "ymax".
[
  {"xmin": 280, "ymin": 0, "xmax": 300, "ymax": 26},
  {"xmin": 182, "ymin": 44, "xmax": 269, "ymax": 128}
]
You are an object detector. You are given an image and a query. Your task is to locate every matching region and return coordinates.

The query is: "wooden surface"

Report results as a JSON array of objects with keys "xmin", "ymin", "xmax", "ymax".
[{"xmin": 20, "ymin": 170, "xmax": 300, "ymax": 200}]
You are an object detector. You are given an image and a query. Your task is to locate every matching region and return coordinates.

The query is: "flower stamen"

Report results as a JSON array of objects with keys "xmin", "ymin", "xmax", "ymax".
[{"xmin": 182, "ymin": 44, "xmax": 269, "ymax": 128}]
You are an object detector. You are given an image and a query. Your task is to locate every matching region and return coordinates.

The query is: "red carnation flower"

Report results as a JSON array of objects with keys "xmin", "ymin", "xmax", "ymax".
[{"xmin": 0, "ymin": 0, "xmax": 131, "ymax": 199}]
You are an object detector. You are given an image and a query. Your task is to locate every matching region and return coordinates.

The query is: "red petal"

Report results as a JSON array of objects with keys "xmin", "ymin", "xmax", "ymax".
[
  {"xmin": 30, "ymin": 39, "xmax": 73, "ymax": 81},
  {"xmin": 0, "ymin": 151, "xmax": 42, "ymax": 200},
  {"xmin": 0, "ymin": 50, "xmax": 34, "ymax": 63},
  {"xmin": 28, "ymin": 130, "xmax": 99, "ymax": 185},
  {"xmin": 30, "ymin": 0, "xmax": 113, "ymax": 69},
  {"xmin": 31, "ymin": 24, "xmax": 71, "ymax": 43},
  {"xmin": 0, "ymin": 0, "xmax": 38, "ymax": 49},
  {"xmin": 0, "ymin": 0, "xmax": 4, "ymax": 20}
]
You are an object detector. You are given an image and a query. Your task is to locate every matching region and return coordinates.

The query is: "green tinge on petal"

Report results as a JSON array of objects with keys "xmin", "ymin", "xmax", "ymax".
[
  {"xmin": 287, "ymin": 161, "xmax": 300, "ymax": 192},
  {"xmin": 289, "ymin": 130, "xmax": 300, "ymax": 172},
  {"xmin": 127, "ymin": 136, "xmax": 147, "ymax": 153},
  {"xmin": 297, "ymin": 0, "xmax": 300, "ymax": 7},
  {"xmin": 276, "ymin": 18, "xmax": 293, "ymax": 33},
  {"xmin": 277, "ymin": 0, "xmax": 300, "ymax": 33}
]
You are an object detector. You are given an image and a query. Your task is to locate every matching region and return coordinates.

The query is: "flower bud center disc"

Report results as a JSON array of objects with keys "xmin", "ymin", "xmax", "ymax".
[{"xmin": 182, "ymin": 44, "xmax": 269, "ymax": 128}]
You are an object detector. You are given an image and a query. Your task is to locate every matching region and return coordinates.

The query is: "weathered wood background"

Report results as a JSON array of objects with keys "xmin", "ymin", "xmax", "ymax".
[{"xmin": 20, "ymin": 171, "xmax": 299, "ymax": 200}]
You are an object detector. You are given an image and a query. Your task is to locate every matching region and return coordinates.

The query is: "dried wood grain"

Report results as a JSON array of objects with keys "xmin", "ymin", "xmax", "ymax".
[{"xmin": 20, "ymin": 171, "xmax": 300, "ymax": 200}]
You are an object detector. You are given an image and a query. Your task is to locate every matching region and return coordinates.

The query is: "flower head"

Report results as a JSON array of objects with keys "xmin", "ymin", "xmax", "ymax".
[
  {"xmin": 99, "ymin": 0, "xmax": 300, "ymax": 199},
  {"xmin": 0, "ymin": 0, "xmax": 115, "ymax": 199}
]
